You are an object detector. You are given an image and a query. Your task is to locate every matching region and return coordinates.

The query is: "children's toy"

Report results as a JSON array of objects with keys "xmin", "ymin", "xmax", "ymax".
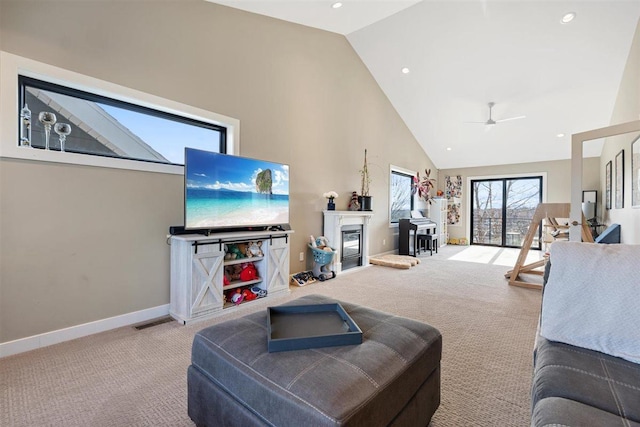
[
  {"xmin": 245, "ymin": 241, "xmax": 263, "ymax": 258},
  {"xmin": 308, "ymin": 236, "xmax": 336, "ymax": 281},
  {"xmin": 225, "ymin": 265, "xmax": 242, "ymax": 281},
  {"xmin": 227, "ymin": 244, "xmax": 245, "ymax": 259},
  {"xmin": 290, "ymin": 270, "xmax": 317, "ymax": 287},
  {"xmin": 251, "ymin": 286, "xmax": 267, "ymax": 298},
  {"xmin": 230, "ymin": 289, "xmax": 244, "ymax": 305},
  {"xmin": 241, "ymin": 288, "xmax": 257, "ymax": 301},
  {"xmin": 239, "ymin": 263, "xmax": 258, "ymax": 282},
  {"xmin": 224, "ymin": 244, "xmax": 235, "ymax": 260}
]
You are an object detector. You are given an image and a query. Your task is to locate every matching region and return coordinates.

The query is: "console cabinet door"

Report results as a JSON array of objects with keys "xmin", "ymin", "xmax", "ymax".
[
  {"xmin": 190, "ymin": 244, "xmax": 225, "ymax": 316},
  {"xmin": 267, "ymin": 237, "xmax": 290, "ymax": 295}
]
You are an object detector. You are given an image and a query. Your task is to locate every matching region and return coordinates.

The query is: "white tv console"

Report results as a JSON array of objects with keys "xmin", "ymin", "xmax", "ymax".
[{"xmin": 169, "ymin": 229, "xmax": 293, "ymax": 324}]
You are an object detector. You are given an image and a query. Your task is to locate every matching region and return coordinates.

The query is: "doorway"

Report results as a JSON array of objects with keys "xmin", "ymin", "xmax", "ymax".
[{"xmin": 470, "ymin": 176, "xmax": 543, "ymax": 249}]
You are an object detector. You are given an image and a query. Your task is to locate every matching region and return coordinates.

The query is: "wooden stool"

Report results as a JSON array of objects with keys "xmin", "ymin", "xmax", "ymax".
[{"xmin": 417, "ymin": 234, "xmax": 438, "ymax": 256}]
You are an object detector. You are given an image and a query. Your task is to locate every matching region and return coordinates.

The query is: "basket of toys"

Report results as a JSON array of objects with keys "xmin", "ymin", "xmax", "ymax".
[{"xmin": 308, "ymin": 244, "xmax": 335, "ymax": 265}]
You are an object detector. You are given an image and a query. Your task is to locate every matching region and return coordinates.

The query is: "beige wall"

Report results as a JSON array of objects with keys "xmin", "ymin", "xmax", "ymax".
[
  {"xmin": 0, "ymin": 1, "xmax": 436, "ymax": 342},
  {"xmin": 599, "ymin": 20, "xmax": 640, "ymax": 244},
  {"xmin": 439, "ymin": 157, "xmax": 600, "ymax": 241}
]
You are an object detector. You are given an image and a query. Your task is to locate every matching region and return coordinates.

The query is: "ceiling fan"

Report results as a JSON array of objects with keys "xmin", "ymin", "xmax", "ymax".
[{"xmin": 465, "ymin": 102, "xmax": 526, "ymax": 128}]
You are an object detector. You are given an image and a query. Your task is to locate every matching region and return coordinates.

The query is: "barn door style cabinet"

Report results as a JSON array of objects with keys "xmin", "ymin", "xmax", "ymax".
[{"xmin": 169, "ymin": 229, "xmax": 293, "ymax": 324}]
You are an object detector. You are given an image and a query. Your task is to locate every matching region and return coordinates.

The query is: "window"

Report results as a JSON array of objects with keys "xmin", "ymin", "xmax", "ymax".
[
  {"xmin": 19, "ymin": 76, "xmax": 226, "ymax": 165},
  {"xmin": 470, "ymin": 176, "xmax": 543, "ymax": 248},
  {"xmin": 0, "ymin": 52, "xmax": 239, "ymax": 174},
  {"xmin": 390, "ymin": 168, "xmax": 414, "ymax": 224}
]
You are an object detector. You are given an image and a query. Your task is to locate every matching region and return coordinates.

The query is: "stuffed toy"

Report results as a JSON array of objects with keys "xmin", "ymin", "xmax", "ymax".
[
  {"xmin": 224, "ymin": 244, "xmax": 235, "ymax": 260},
  {"xmin": 241, "ymin": 288, "xmax": 257, "ymax": 301},
  {"xmin": 230, "ymin": 288, "xmax": 244, "ymax": 305},
  {"xmin": 236, "ymin": 243, "xmax": 248, "ymax": 258},
  {"xmin": 239, "ymin": 263, "xmax": 258, "ymax": 282},
  {"xmin": 245, "ymin": 241, "xmax": 264, "ymax": 258},
  {"xmin": 227, "ymin": 244, "xmax": 245, "ymax": 259},
  {"xmin": 315, "ymin": 236, "xmax": 331, "ymax": 249}
]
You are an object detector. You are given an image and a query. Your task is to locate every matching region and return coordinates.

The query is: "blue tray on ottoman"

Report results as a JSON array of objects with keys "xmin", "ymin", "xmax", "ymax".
[{"xmin": 267, "ymin": 303, "xmax": 362, "ymax": 352}]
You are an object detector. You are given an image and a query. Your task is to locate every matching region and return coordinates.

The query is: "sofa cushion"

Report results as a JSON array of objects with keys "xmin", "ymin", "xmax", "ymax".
[
  {"xmin": 532, "ymin": 336, "xmax": 640, "ymax": 423},
  {"xmin": 540, "ymin": 241, "xmax": 640, "ymax": 363},
  {"xmin": 532, "ymin": 397, "xmax": 640, "ymax": 427}
]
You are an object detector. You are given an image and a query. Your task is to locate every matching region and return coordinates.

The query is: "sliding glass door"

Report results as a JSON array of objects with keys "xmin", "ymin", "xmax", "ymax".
[{"xmin": 471, "ymin": 176, "xmax": 542, "ymax": 249}]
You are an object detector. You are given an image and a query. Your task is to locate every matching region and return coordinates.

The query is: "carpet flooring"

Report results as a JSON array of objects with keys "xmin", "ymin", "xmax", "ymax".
[{"xmin": 0, "ymin": 245, "xmax": 542, "ymax": 426}]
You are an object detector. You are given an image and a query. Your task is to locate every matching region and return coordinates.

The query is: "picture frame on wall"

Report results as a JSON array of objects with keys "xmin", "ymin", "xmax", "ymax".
[
  {"xmin": 615, "ymin": 149, "xmax": 624, "ymax": 209},
  {"xmin": 606, "ymin": 160, "xmax": 612, "ymax": 210},
  {"xmin": 633, "ymin": 136, "xmax": 640, "ymax": 208}
]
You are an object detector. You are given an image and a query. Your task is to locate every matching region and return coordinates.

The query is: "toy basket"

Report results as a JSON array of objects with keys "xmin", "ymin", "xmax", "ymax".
[{"xmin": 308, "ymin": 244, "xmax": 335, "ymax": 265}]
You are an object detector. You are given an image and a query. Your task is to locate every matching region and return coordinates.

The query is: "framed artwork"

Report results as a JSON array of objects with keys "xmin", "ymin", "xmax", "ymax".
[
  {"xmin": 615, "ymin": 149, "xmax": 624, "ymax": 209},
  {"xmin": 633, "ymin": 136, "xmax": 640, "ymax": 207},
  {"xmin": 605, "ymin": 161, "xmax": 612, "ymax": 210},
  {"xmin": 445, "ymin": 175, "xmax": 462, "ymax": 226}
]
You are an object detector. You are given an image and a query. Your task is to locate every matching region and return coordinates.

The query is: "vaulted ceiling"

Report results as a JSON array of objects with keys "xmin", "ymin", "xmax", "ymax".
[{"xmin": 206, "ymin": 1, "xmax": 640, "ymax": 169}]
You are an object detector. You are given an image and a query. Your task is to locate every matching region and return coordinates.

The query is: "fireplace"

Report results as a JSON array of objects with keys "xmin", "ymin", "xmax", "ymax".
[
  {"xmin": 323, "ymin": 210, "xmax": 373, "ymax": 274},
  {"xmin": 341, "ymin": 225, "xmax": 363, "ymax": 271}
]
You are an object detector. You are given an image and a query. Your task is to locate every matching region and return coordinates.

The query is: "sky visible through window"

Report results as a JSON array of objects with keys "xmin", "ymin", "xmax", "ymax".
[{"xmin": 98, "ymin": 104, "xmax": 222, "ymax": 164}]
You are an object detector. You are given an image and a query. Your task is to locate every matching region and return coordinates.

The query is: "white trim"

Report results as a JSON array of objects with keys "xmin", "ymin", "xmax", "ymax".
[
  {"xmin": 0, "ymin": 304, "xmax": 170, "ymax": 358},
  {"xmin": 465, "ymin": 172, "xmax": 548, "ymax": 243},
  {"xmin": 0, "ymin": 51, "xmax": 240, "ymax": 174}
]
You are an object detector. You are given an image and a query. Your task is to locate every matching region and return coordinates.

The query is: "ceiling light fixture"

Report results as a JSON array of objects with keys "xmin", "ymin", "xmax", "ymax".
[
  {"xmin": 401, "ymin": 67, "xmax": 410, "ymax": 74},
  {"xmin": 557, "ymin": 133, "xmax": 565, "ymax": 138},
  {"xmin": 561, "ymin": 12, "xmax": 576, "ymax": 24},
  {"xmin": 332, "ymin": 2, "xmax": 343, "ymax": 9},
  {"xmin": 446, "ymin": 147, "xmax": 452, "ymax": 151}
]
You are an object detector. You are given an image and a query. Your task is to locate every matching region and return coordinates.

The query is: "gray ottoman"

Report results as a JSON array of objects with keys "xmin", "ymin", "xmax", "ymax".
[{"xmin": 188, "ymin": 294, "xmax": 442, "ymax": 427}]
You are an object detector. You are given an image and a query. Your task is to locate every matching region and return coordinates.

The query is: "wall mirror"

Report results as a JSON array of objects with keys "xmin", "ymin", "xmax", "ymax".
[{"xmin": 570, "ymin": 120, "xmax": 640, "ymax": 241}]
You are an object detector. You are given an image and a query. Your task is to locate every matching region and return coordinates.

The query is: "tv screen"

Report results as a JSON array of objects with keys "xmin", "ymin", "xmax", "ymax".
[{"xmin": 184, "ymin": 148, "xmax": 290, "ymax": 231}]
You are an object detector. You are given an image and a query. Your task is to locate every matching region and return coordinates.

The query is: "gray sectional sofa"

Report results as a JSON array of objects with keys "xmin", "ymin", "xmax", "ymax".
[{"xmin": 531, "ymin": 241, "xmax": 640, "ymax": 426}]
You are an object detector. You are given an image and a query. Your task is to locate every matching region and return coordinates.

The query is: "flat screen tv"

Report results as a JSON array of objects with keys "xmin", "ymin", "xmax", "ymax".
[{"xmin": 184, "ymin": 148, "xmax": 290, "ymax": 231}]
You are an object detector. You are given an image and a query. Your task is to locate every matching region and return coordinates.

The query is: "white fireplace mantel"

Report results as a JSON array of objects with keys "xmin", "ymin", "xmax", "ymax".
[{"xmin": 323, "ymin": 210, "xmax": 374, "ymax": 274}]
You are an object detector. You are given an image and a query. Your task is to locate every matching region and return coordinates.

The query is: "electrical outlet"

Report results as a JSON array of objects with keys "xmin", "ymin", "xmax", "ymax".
[
  {"xmin": 383, "ymin": 239, "xmax": 386, "ymax": 246},
  {"xmin": 299, "ymin": 252, "xmax": 304, "ymax": 262}
]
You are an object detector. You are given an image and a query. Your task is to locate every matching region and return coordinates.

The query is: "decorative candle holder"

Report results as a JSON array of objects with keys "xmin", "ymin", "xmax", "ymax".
[
  {"xmin": 38, "ymin": 111, "xmax": 57, "ymax": 150},
  {"xmin": 20, "ymin": 104, "xmax": 32, "ymax": 147},
  {"xmin": 54, "ymin": 123, "xmax": 72, "ymax": 152}
]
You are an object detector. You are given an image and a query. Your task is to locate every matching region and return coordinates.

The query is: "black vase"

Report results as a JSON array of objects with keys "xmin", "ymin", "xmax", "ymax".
[
  {"xmin": 327, "ymin": 199, "xmax": 336, "ymax": 210},
  {"xmin": 358, "ymin": 195, "xmax": 372, "ymax": 211}
]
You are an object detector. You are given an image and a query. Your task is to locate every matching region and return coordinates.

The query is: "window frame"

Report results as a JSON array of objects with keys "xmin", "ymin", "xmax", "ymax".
[
  {"xmin": 389, "ymin": 165, "xmax": 416, "ymax": 227},
  {"xmin": 1, "ymin": 51, "xmax": 240, "ymax": 175}
]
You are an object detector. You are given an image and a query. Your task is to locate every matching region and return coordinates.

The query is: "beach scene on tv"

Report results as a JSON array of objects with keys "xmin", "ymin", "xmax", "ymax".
[{"xmin": 185, "ymin": 150, "xmax": 289, "ymax": 229}]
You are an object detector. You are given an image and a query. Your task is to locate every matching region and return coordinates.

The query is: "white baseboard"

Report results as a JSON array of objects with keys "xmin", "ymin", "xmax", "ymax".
[{"xmin": 0, "ymin": 304, "xmax": 170, "ymax": 358}]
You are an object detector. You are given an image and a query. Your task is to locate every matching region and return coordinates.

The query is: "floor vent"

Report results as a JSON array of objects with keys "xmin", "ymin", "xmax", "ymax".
[{"xmin": 134, "ymin": 316, "xmax": 173, "ymax": 330}]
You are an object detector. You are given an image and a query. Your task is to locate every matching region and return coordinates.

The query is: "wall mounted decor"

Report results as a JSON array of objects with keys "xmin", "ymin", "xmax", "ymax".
[
  {"xmin": 615, "ymin": 149, "xmax": 624, "ymax": 209},
  {"xmin": 606, "ymin": 160, "xmax": 612, "ymax": 210},
  {"xmin": 445, "ymin": 175, "xmax": 462, "ymax": 225},
  {"xmin": 632, "ymin": 136, "xmax": 640, "ymax": 207}
]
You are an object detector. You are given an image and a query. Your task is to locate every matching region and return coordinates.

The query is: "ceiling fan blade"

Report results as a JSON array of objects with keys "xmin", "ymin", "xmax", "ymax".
[
  {"xmin": 463, "ymin": 121, "xmax": 487, "ymax": 124},
  {"xmin": 495, "ymin": 115, "xmax": 526, "ymax": 123}
]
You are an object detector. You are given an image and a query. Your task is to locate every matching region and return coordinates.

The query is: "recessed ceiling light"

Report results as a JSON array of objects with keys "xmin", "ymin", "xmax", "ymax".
[
  {"xmin": 332, "ymin": 2, "xmax": 343, "ymax": 9},
  {"xmin": 557, "ymin": 133, "xmax": 565, "ymax": 138},
  {"xmin": 446, "ymin": 147, "xmax": 452, "ymax": 151},
  {"xmin": 401, "ymin": 67, "xmax": 410, "ymax": 74},
  {"xmin": 561, "ymin": 12, "xmax": 576, "ymax": 24}
]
